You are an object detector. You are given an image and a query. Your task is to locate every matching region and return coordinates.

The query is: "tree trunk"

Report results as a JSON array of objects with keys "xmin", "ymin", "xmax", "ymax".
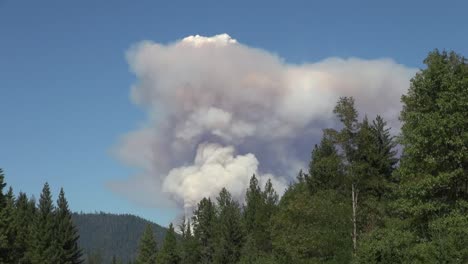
[{"xmin": 351, "ymin": 183, "xmax": 358, "ymax": 254}]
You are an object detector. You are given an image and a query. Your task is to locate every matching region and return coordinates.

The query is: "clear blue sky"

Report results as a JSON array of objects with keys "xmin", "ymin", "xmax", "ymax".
[{"xmin": 1, "ymin": 0, "xmax": 467, "ymax": 225}]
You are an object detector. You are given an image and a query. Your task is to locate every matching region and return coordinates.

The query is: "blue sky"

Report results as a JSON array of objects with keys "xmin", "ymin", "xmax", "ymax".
[{"xmin": 1, "ymin": 0, "xmax": 467, "ymax": 226}]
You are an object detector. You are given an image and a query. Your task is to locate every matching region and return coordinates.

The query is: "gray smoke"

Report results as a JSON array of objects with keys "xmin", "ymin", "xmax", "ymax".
[{"xmin": 108, "ymin": 34, "xmax": 417, "ymax": 213}]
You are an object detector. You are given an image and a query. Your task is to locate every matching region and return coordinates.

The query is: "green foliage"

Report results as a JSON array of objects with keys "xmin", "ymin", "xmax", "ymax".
[
  {"xmin": 13, "ymin": 192, "xmax": 34, "ymax": 263},
  {"xmin": 397, "ymin": 50, "xmax": 468, "ymax": 228},
  {"xmin": 0, "ymin": 173, "xmax": 84, "ymax": 264},
  {"xmin": 30, "ymin": 182, "xmax": 59, "ymax": 263},
  {"xmin": 157, "ymin": 223, "xmax": 180, "ymax": 264},
  {"xmin": 179, "ymin": 218, "xmax": 200, "ymax": 264},
  {"xmin": 0, "ymin": 169, "xmax": 9, "ymax": 263},
  {"xmin": 271, "ymin": 181, "xmax": 352, "ymax": 263},
  {"xmin": 354, "ymin": 219, "xmax": 417, "ymax": 264},
  {"xmin": 213, "ymin": 188, "xmax": 244, "ymax": 264},
  {"xmin": 356, "ymin": 50, "xmax": 468, "ymax": 263},
  {"xmin": 192, "ymin": 197, "xmax": 217, "ymax": 263},
  {"xmin": 136, "ymin": 224, "xmax": 158, "ymax": 264},
  {"xmin": 307, "ymin": 136, "xmax": 344, "ymax": 192},
  {"xmin": 240, "ymin": 175, "xmax": 279, "ymax": 263},
  {"xmin": 0, "ymin": 187, "xmax": 16, "ymax": 263},
  {"xmin": 56, "ymin": 188, "xmax": 83, "ymax": 263}
]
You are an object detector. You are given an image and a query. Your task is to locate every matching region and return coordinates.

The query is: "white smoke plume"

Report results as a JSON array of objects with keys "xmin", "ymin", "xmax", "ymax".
[{"xmin": 109, "ymin": 34, "xmax": 417, "ymax": 214}]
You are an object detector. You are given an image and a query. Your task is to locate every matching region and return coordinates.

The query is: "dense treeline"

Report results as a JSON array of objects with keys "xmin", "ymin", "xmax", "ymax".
[
  {"xmin": 0, "ymin": 173, "xmax": 82, "ymax": 263},
  {"xmin": 136, "ymin": 50, "xmax": 467, "ymax": 263},
  {"xmin": 73, "ymin": 212, "xmax": 167, "ymax": 263}
]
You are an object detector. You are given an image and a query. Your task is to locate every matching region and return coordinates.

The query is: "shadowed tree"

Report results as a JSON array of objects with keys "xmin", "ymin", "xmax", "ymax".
[
  {"xmin": 30, "ymin": 183, "xmax": 59, "ymax": 264},
  {"xmin": 157, "ymin": 223, "xmax": 180, "ymax": 264},
  {"xmin": 56, "ymin": 188, "xmax": 83, "ymax": 263},
  {"xmin": 136, "ymin": 224, "xmax": 158, "ymax": 264}
]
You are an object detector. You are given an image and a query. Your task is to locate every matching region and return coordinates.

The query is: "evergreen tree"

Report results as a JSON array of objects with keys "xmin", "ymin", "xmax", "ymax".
[
  {"xmin": 394, "ymin": 50, "xmax": 468, "ymax": 260},
  {"xmin": 30, "ymin": 182, "xmax": 59, "ymax": 264},
  {"xmin": 241, "ymin": 175, "xmax": 279, "ymax": 262},
  {"xmin": 192, "ymin": 197, "xmax": 216, "ymax": 263},
  {"xmin": 307, "ymin": 135, "xmax": 344, "ymax": 193},
  {"xmin": 14, "ymin": 192, "xmax": 35, "ymax": 263},
  {"xmin": 56, "ymin": 188, "xmax": 83, "ymax": 263},
  {"xmin": 271, "ymin": 178, "xmax": 352, "ymax": 263},
  {"xmin": 157, "ymin": 223, "xmax": 180, "ymax": 264},
  {"xmin": 213, "ymin": 188, "xmax": 244, "ymax": 264},
  {"xmin": 179, "ymin": 218, "xmax": 199, "ymax": 264},
  {"xmin": 241, "ymin": 175, "xmax": 263, "ymax": 262},
  {"xmin": 371, "ymin": 115, "xmax": 398, "ymax": 182},
  {"xmin": 0, "ymin": 187, "xmax": 17, "ymax": 263},
  {"xmin": 0, "ymin": 169, "xmax": 9, "ymax": 263},
  {"xmin": 136, "ymin": 224, "xmax": 158, "ymax": 264}
]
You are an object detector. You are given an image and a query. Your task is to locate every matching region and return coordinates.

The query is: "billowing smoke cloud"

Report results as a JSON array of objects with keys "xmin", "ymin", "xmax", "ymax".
[{"xmin": 109, "ymin": 34, "xmax": 417, "ymax": 214}]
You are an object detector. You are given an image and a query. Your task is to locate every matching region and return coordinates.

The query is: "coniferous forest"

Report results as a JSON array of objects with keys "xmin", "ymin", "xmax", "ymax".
[
  {"xmin": 1, "ymin": 50, "xmax": 467, "ymax": 263},
  {"xmin": 0, "ymin": 177, "xmax": 82, "ymax": 263}
]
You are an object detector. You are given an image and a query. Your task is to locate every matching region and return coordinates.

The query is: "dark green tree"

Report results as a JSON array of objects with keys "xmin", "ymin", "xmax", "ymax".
[
  {"xmin": 0, "ymin": 187, "xmax": 17, "ymax": 263},
  {"xmin": 271, "ymin": 179, "xmax": 352, "ymax": 263},
  {"xmin": 241, "ymin": 175, "xmax": 280, "ymax": 263},
  {"xmin": 371, "ymin": 115, "xmax": 398, "ymax": 183},
  {"xmin": 136, "ymin": 224, "xmax": 158, "ymax": 264},
  {"xmin": 192, "ymin": 197, "xmax": 216, "ymax": 263},
  {"xmin": 13, "ymin": 192, "xmax": 36, "ymax": 263},
  {"xmin": 56, "ymin": 188, "xmax": 83, "ymax": 263},
  {"xmin": 307, "ymin": 135, "xmax": 344, "ymax": 193},
  {"xmin": 157, "ymin": 223, "xmax": 180, "ymax": 264},
  {"xmin": 213, "ymin": 188, "xmax": 244, "ymax": 264},
  {"xmin": 394, "ymin": 50, "xmax": 468, "ymax": 260},
  {"xmin": 179, "ymin": 218, "xmax": 199, "ymax": 264},
  {"xmin": 30, "ymin": 182, "xmax": 59, "ymax": 264},
  {"xmin": 0, "ymin": 169, "xmax": 9, "ymax": 262}
]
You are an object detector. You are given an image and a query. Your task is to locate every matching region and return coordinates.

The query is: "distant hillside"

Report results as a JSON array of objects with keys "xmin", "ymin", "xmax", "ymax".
[{"xmin": 72, "ymin": 212, "xmax": 168, "ymax": 263}]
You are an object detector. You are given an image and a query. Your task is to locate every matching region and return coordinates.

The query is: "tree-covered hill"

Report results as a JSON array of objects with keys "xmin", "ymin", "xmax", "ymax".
[{"xmin": 72, "ymin": 212, "xmax": 168, "ymax": 263}]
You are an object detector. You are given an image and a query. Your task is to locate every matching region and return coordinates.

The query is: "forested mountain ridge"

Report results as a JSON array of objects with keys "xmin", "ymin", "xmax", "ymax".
[{"xmin": 72, "ymin": 212, "xmax": 168, "ymax": 263}]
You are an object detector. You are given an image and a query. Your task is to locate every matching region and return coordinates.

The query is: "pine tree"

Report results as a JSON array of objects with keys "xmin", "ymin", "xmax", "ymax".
[
  {"xmin": 0, "ymin": 169, "xmax": 8, "ymax": 262},
  {"xmin": 213, "ymin": 188, "xmax": 244, "ymax": 264},
  {"xmin": 14, "ymin": 192, "xmax": 36, "ymax": 263},
  {"xmin": 241, "ymin": 174, "xmax": 263, "ymax": 261},
  {"xmin": 371, "ymin": 115, "xmax": 398, "ymax": 182},
  {"xmin": 241, "ymin": 175, "xmax": 279, "ymax": 262},
  {"xmin": 56, "ymin": 188, "xmax": 83, "ymax": 263},
  {"xmin": 0, "ymin": 169, "xmax": 5, "ymax": 207},
  {"xmin": 179, "ymin": 218, "xmax": 199, "ymax": 264},
  {"xmin": 192, "ymin": 197, "xmax": 216, "ymax": 264},
  {"xmin": 136, "ymin": 224, "xmax": 158, "ymax": 264},
  {"xmin": 0, "ymin": 187, "xmax": 17, "ymax": 263},
  {"xmin": 157, "ymin": 223, "xmax": 180, "ymax": 264},
  {"xmin": 307, "ymin": 135, "xmax": 344, "ymax": 193},
  {"xmin": 271, "ymin": 178, "xmax": 352, "ymax": 263},
  {"xmin": 30, "ymin": 182, "xmax": 59, "ymax": 264}
]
